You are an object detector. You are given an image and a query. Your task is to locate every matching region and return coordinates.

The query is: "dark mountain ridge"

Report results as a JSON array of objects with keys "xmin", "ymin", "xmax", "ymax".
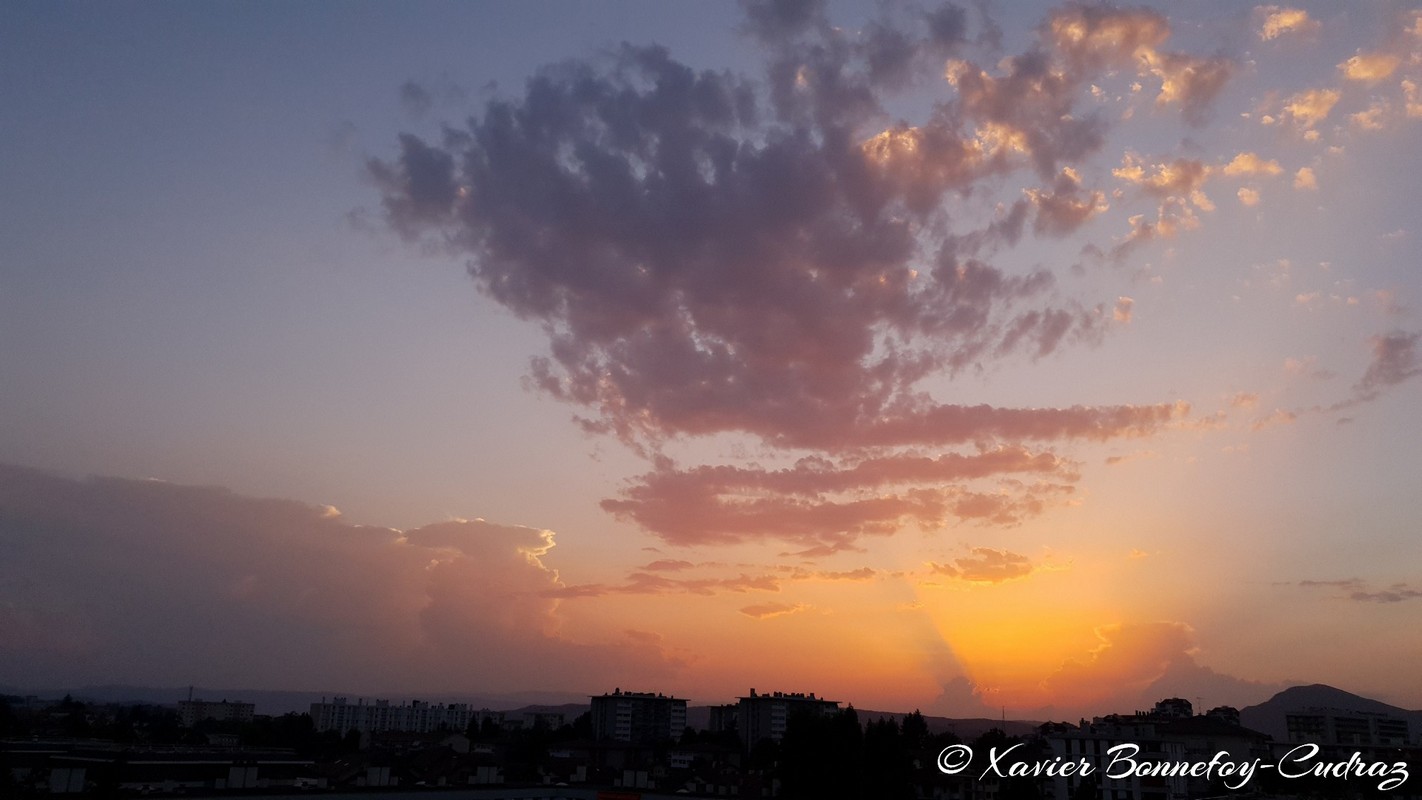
[{"xmin": 1238, "ymin": 683, "xmax": 1422, "ymax": 742}]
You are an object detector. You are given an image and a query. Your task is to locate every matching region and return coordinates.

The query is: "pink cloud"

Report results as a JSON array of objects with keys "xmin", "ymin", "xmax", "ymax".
[{"xmin": 601, "ymin": 446, "xmax": 1094, "ymax": 548}]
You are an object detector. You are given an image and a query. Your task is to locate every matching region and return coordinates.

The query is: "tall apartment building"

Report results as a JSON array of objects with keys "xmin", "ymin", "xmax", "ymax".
[
  {"xmin": 589, "ymin": 689, "xmax": 687, "ymax": 744},
  {"xmin": 1285, "ymin": 708, "xmax": 1412, "ymax": 748},
  {"xmin": 736, "ymin": 689, "xmax": 840, "ymax": 745}
]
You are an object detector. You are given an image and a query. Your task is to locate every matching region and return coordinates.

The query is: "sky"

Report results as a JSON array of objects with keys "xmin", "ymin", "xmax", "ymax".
[{"xmin": 1, "ymin": 0, "xmax": 1420, "ymax": 721}]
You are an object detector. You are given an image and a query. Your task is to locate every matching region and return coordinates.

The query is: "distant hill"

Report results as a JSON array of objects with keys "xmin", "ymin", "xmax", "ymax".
[
  {"xmin": 1239, "ymin": 684, "xmax": 1422, "ymax": 742},
  {"xmin": 0, "ymin": 684, "xmax": 316, "ymax": 711},
  {"xmin": 0, "ymin": 685, "xmax": 595, "ymax": 716},
  {"xmin": 509, "ymin": 702, "xmax": 590, "ymax": 721}
]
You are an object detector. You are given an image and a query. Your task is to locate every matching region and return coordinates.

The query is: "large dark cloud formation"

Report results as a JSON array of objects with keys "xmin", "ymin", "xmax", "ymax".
[
  {"xmin": 0, "ymin": 465, "xmax": 682, "ymax": 692},
  {"xmin": 371, "ymin": 1, "xmax": 1221, "ymax": 549}
]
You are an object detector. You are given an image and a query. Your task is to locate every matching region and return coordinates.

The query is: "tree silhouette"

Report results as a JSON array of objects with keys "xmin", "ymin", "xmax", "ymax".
[
  {"xmin": 901, "ymin": 709, "xmax": 929, "ymax": 749},
  {"xmin": 863, "ymin": 716, "xmax": 914, "ymax": 800}
]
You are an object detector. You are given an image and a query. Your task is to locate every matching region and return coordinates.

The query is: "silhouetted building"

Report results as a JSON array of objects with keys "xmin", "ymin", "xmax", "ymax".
[
  {"xmin": 471, "ymin": 708, "xmax": 504, "ymax": 730},
  {"xmin": 736, "ymin": 689, "xmax": 839, "ymax": 745},
  {"xmin": 1205, "ymin": 705, "xmax": 1240, "ymax": 726},
  {"xmin": 177, "ymin": 699, "xmax": 254, "ymax": 727},
  {"xmin": 514, "ymin": 710, "xmax": 566, "ymax": 731},
  {"xmin": 708, "ymin": 703, "xmax": 739, "ymax": 734},
  {"xmin": 1042, "ymin": 701, "xmax": 1271, "ymax": 800},
  {"xmin": 1150, "ymin": 698, "xmax": 1193, "ymax": 719},
  {"xmin": 309, "ymin": 697, "xmax": 477, "ymax": 734},
  {"xmin": 590, "ymin": 689, "xmax": 686, "ymax": 744}
]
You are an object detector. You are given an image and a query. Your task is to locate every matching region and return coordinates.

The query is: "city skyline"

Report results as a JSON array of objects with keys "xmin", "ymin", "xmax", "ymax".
[{"xmin": 2, "ymin": 1, "xmax": 1420, "ymax": 721}]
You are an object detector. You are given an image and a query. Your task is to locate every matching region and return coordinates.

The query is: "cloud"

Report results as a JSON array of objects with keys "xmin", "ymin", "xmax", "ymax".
[
  {"xmin": 371, "ymin": 35, "xmax": 1156, "ymax": 454},
  {"xmin": 0, "ymin": 465, "xmax": 683, "ymax": 692},
  {"xmin": 1251, "ymin": 408, "xmax": 1296, "ymax": 430},
  {"xmin": 1237, "ymin": 187, "xmax": 1261, "ymax": 206},
  {"xmin": 643, "ymin": 559, "xmax": 696, "ymax": 571},
  {"xmin": 1026, "ymin": 168, "xmax": 1110, "ymax": 236},
  {"xmin": 1111, "ymin": 196, "xmax": 1204, "ymax": 259},
  {"xmin": 1353, "ymin": 331, "xmax": 1422, "ymax": 399},
  {"xmin": 1268, "ymin": 333, "xmax": 1419, "ymax": 421},
  {"xmin": 740, "ymin": 0, "xmax": 826, "ymax": 44},
  {"xmin": 1142, "ymin": 50, "xmax": 1233, "ymax": 125},
  {"xmin": 1373, "ymin": 289, "xmax": 1406, "ymax": 316},
  {"xmin": 1298, "ymin": 578, "xmax": 1422, "ymax": 603},
  {"xmin": 1034, "ymin": 621, "xmax": 1283, "ymax": 717},
  {"xmin": 1140, "ymin": 656, "xmax": 1284, "ymax": 714},
  {"xmin": 927, "ymin": 674, "xmax": 996, "ymax": 718},
  {"xmin": 1046, "ymin": 4, "xmax": 1170, "ymax": 70},
  {"xmin": 629, "ymin": 446, "xmax": 1078, "ymax": 499},
  {"xmin": 1256, "ymin": 6, "xmax": 1319, "ymax": 41},
  {"xmin": 1114, "ymin": 153, "xmax": 1211, "ymax": 198},
  {"xmin": 1350, "ymin": 101, "xmax": 1389, "ymax": 131},
  {"xmin": 399, "ymin": 80, "xmax": 434, "ymax": 117},
  {"xmin": 550, "ymin": 562, "xmax": 879, "ymax": 599},
  {"xmin": 602, "ymin": 471, "xmax": 1061, "ymax": 552},
  {"xmin": 1283, "ymin": 88, "xmax": 1340, "ymax": 128},
  {"xmin": 1042, "ymin": 622, "xmax": 1198, "ymax": 705},
  {"xmin": 1229, "ymin": 392, "xmax": 1260, "ymax": 409},
  {"xmin": 1297, "ymin": 578, "xmax": 1366, "ymax": 590},
  {"xmin": 1404, "ymin": 80, "xmax": 1422, "ymax": 118},
  {"xmin": 1338, "ymin": 52, "xmax": 1402, "ymax": 83},
  {"xmin": 1284, "ymin": 355, "xmax": 1333, "ymax": 380},
  {"xmin": 599, "ymin": 434, "xmax": 1175, "ymax": 550},
  {"xmin": 1348, "ymin": 586, "xmax": 1422, "ymax": 603},
  {"xmin": 804, "ymin": 567, "xmax": 877, "ymax": 581},
  {"xmin": 548, "ymin": 570, "xmax": 782, "ymax": 599},
  {"xmin": 1254, "ymin": 332, "xmax": 1420, "ymax": 427},
  {"xmin": 1105, "ymin": 449, "xmax": 1158, "ymax": 466},
  {"xmin": 1113, "ymin": 296, "xmax": 1134, "ymax": 323},
  {"xmin": 369, "ymin": 3, "xmax": 1205, "ymax": 549},
  {"xmin": 928, "ymin": 547, "xmax": 1037, "ymax": 584},
  {"xmin": 1222, "ymin": 152, "xmax": 1282, "ymax": 177},
  {"xmin": 740, "ymin": 602, "xmax": 810, "ymax": 620},
  {"xmin": 1045, "ymin": 4, "xmax": 1232, "ymax": 124},
  {"xmin": 1293, "ymin": 166, "xmax": 1318, "ymax": 190}
]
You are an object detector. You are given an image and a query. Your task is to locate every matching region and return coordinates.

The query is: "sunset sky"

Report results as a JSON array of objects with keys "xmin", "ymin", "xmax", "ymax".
[{"xmin": 2, "ymin": 0, "xmax": 1420, "ymax": 721}]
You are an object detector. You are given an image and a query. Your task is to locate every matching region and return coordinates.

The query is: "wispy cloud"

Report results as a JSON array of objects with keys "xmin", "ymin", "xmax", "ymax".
[
  {"xmin": 1298, "ymin": 578, "xmax": 1422, "ymax": 603},
  {"xmin": 927, "ymin": 547, "xmax": 1040, "ymax": 584},
  {"xmin": 740, "ymin": 602, "xmax": 810, "ymax": 620}
]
